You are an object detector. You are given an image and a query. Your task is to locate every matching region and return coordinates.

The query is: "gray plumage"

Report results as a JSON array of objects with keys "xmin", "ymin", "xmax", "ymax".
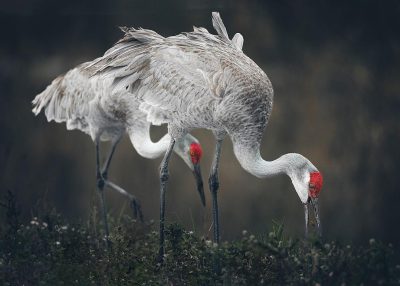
[
  {"xmin": 64, "ymin": 12, "xmax": 323, "ymax": 256},
  {"xmin": 86, "ymin": 12, "xmax": 273, "ymax": 152},
  {"xmin": 32, "ymin": 61, "xmax": 203, "ymax": 169}
]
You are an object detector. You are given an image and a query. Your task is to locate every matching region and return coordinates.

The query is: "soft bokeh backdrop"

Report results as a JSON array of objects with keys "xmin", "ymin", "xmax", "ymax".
[{"xmin": 1, "ymin": 0, "xmax": 399, "ymax": 243}]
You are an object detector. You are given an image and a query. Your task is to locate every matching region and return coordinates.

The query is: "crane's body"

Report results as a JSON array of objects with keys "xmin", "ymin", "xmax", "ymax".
[
  {"xmin": 33, "ymin": 62, "xmax": 124, "ymax": 140},
  {"xmin": 33, "ymin": 62, "xmax": 192, "ymax": 158},
  {"xmin": 87, "ymin": 24, "xmax": 271, "ymax": 144},
  {"xmin": 34, "ymin": 63, "xmax": 206, "ymax": 170}
]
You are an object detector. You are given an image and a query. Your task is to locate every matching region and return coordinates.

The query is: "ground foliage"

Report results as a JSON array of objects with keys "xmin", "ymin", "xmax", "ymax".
[{"xmin": 0, "ymin": 191, "xmax": 399, "ymax": 285}]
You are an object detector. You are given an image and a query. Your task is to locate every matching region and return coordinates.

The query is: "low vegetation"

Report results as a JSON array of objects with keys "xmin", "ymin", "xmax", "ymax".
[{"xmin": 1, "ymin": 191, "xmax": 399, "ymax": 285}]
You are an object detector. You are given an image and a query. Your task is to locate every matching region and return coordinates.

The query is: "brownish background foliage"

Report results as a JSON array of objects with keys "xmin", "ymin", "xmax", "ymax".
[{"xmin": 1, "ymin": 0, "xmax": 399, "ymax": 243}]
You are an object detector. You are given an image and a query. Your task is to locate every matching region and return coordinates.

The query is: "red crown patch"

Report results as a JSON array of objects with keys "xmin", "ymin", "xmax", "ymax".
[
  {"xmin": 189, "ymin": 143, "xmax": 202, "ymax": 164},
  {"xmin": 309, "ymin": 172, "xmax": 323, "ymax": 198}
]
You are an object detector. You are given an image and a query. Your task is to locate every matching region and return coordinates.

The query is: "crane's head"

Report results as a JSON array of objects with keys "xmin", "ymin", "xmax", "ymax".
[
  {"xmin": 189, "ymin": 142, "xmax": 203, "ymax": 164},
  {"xmin": 173, "ymin": 136, "xmax": 205, "ymax": 206},
  {"xmin": 309, "ymin": 171, "xmax": 323, "ymax": 199},
  {"xmin": 306, "ymin": 171, "xmax": 323, "ymax": 237},
  {"xmin": 286, "ymin": 154, "xmax": 323, "ymax": 237}
]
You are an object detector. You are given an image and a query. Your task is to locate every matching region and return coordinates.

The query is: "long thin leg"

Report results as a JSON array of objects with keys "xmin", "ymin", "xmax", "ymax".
[
  {"xmin": 209, "ymin": 139, "xmax": 223, "ymax": 244},
  {"xmin": 96, "ymin": 142, "xmax": 111, "ymax": 249},
  {"xmin": 100, "ymin": 138, "xmax": 143, "ymax": 221},
  {"xmin": 101, "ymin": 137, "xmax": 121, "ymax": 179},
  {"xmin": 158, "ymin": 138, "xmax": 176, "ymax": 263},
  {"xmin": 105, "ymin": 181, "xmax": 143, "ymax": 222}
]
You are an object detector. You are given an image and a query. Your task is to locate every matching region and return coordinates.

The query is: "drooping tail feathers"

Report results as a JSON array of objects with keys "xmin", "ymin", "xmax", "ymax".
[
  {"xmin": 32, "ymin": 66, "xmax": 92, "ymax": 131},
  {"xmin": 212, "ymin": 12, "xmax": 244, "ymax": 51},
  {"xmin": 32, "ymin": 75, "xmax": 65, "ymax": 120},
  {"xmin": 212, "ymin": 12, "xmax": 230, "ymax": 43}
]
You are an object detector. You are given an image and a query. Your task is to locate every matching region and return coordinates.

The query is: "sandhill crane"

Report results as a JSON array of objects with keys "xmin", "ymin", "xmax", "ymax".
[
  {"xmin": 87, "ymin": 12, "xmax": 323, "ymax": 261},
  {"xmin": 32, "ymin": 63, "xmax": 206, "ymax": 246}
]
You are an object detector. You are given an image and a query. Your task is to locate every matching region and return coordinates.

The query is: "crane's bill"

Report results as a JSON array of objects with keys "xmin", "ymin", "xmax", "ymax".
[
  {"xmin": 310, "ymin": 197, "xmax": 322, "ymax": 237},
  {"xmin": 193, "ymin": 163, "xmax": 206, "ymax": 206},
  {"xmin": 304, "ymin": 203, "xmax": 309, "ymax": 238}
]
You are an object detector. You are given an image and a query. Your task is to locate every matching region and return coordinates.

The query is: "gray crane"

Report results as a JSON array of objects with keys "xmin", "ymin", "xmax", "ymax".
[
  {"xmin": 32, "ymin": 62, "xmax": 205, "ymax": 247},
  {"xmin": 87, "ymin": 12, "xmax": 323, "ymax": 261}
]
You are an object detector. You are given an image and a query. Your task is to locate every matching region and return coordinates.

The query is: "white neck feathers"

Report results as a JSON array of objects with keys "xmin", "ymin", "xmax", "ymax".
[
  {"xmin": 233, "ymin": 143, "xmax": 289, "ymax": 179},
  {"xmin": 128, "ymin": 128, "xmax": 195, "ymax": 170},
  {"xmin": 129, "ymin": 132, "xmax": 171, "ymax": 159}
]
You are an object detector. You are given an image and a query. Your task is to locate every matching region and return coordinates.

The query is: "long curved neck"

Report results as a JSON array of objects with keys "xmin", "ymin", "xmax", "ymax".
[
  {"xmin": 129, "ymin": 126, "xmax": 171, "ymax": 159},
  {"xmin": 129, "ymin": 133, "xmax": 171, "ymax": 159},
  {"xmin": 232, "ymin": 141, "xmax": 290, "ymax": 179},
  {"xmin": 231, "ymin": 135, "xmax": 314, "ymax": 203},
  {"xmin": 128, "ymin": 125, "xmax": 194, "ymax": 170}
]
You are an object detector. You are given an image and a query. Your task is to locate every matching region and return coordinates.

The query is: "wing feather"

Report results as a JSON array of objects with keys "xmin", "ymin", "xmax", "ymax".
[
  {"xmin": 232, "ymin": 33, "xmax": 244, "ymax": 50},
  {"xmin": 212, "ymin": 12, "xmax": 230, "ymax": 43},
  {"xmin": 32, "ymin": 63, "xmax": 95, "ymax": 131},
  {"xmin": 85, "ymin": 12, "xmax": 241, "ymax": 125}
]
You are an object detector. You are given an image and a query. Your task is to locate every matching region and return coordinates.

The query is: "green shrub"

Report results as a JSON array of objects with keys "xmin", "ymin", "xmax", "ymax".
[{"xmin": 0, "ymin": 192, "xmax": 399, "ymax": 285}]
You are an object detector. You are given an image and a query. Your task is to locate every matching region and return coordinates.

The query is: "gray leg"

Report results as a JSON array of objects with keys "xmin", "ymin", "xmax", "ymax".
[
  {"xmin": 209, "ymin": 139, "xmax": 223, "ymax": 244},
  {"xmin": 101, "ymin": 139, "xmax": 143, "ymax": 221},
  {"xmin": 105, "ymin": 181, "xmax": 143, "ymax": 222},
  {"xmin": 96, "ymin": 142, "xmax": 111, "ymax": 249},
  {"xmin": 158, "ymin": 138, "xmax": 176, "ymax": 263},
  {"xmin": 101, "ymin": 138, "xmax": 121, "ymax": 180}
]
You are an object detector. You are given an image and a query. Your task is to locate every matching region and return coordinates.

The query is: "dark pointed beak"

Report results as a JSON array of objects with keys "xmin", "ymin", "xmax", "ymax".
[
  {"xmin": 304, "ymin": 203, "xmax": 309, "ymax": 238},
  {"xmin": 192, "ymin": 163, "xmax": 206, "ymax": 206},
  {"xmin": 310, "ymin": 197, "xmax": 322, "ymax": 237},
  {"xmin": 304, "ymin": 197, "xmax": 322, "ymax": 238}
]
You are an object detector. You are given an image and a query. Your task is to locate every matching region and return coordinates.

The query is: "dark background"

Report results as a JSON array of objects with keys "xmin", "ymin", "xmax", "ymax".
[{"xmin": 1, "ymin": 0, "xmax": 399, "ymax": 244}]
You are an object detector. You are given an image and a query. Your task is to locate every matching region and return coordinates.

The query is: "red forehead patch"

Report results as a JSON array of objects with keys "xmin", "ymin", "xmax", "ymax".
[
  {"xmin": 190, "ymin": 143, "xmax": 202, "ymax": 164},
  {"xmin": 309, "ymin": 172, "xmax": 323, "ymax": 198}
]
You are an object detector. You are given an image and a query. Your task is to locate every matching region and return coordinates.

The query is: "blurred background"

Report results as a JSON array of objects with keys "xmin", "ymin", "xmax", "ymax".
[{"xmin": 1, "ymin": 0, "xmax": 399, "ymax": 244}]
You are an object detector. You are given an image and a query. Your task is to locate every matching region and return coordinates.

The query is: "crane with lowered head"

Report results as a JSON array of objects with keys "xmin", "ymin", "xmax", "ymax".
[{"xmin": 86, "ymin": 12, "xmax": 324, "ymax": 261}]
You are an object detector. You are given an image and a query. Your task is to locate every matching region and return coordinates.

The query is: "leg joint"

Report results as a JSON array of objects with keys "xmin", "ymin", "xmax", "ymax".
[
  {"xmin": 97, "ymin": 177, "xmax": 105, "ymax": 190},
  {"xmin": 160, "ymin": 168, "xmax": 169, "ymax": 183},
  {"xmin": 208, "ymin": 173, "xmax": 219, "ymax": 193}
]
